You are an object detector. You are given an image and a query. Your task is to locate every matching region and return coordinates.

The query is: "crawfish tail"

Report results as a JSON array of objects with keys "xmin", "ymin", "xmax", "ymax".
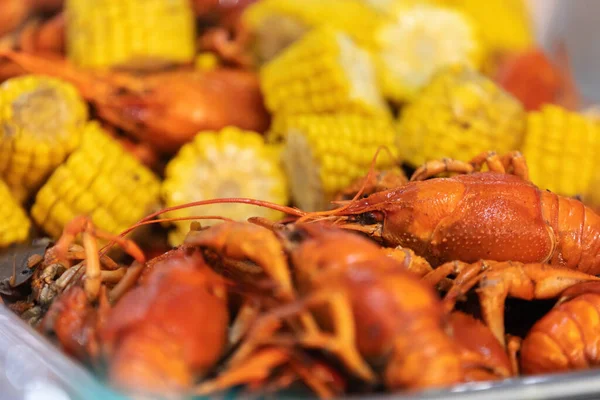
[{"xmin": 520, "ymin": 293, "xmax": 600, "ymax": 374}]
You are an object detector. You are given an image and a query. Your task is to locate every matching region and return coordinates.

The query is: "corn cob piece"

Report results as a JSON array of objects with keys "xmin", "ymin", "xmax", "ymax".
[
  {"xmin": 65, "ymin": 0, "xmax": 195, "ymax": 70},
  {"xmin": 0, "ymin": 75, "xmax": 88, "ymax": 203},
  {"xmin": 0, "ymin": 179, "xmax": 31, "ymax": 248},
  {"xmin": 31, "ymin": 122, "xmax": 161, "ymax": 239},
  {"xmin": 442, "ymin": 0, "xmax": 534, "ymax": 56},
  {"xmin": 374, "ymin": 3, "xmax": 484, "ymax": 102},
  {"xmin": 260, "ymin": 27, "xmax": 389, "ymax": 117},
  {"xmin": 397, "ymin": 65, "xmax": 525, "ymax": 167},
  {"xmin": 162, "ymin": 127, "xmax": 289, "ymax": 246},
  {"xmin": 522, "ymin": 105, "xmax": 600, "ymax": 199},
  {"xmin": 244, "ymin": 0, "xmax": 388, "ymax": 64},
  {"xmin": 277, "ymin": 113, "xmax": 398, "ymax": 212}
]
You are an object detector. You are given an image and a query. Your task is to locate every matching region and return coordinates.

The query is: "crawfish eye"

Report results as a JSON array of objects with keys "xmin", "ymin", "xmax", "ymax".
[{"xmin": 357, "ymin": 211, "xmax": 383, "ymax": 225}]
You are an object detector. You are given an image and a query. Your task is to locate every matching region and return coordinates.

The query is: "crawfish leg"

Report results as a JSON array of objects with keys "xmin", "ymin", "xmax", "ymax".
[
  {"xmin": 229, "ymin": 299, "xmax": 261, "ymax": 347},
  {"xmin": 445, "ymin": 262, "xmax": 600, "ymax": 346},
  {"xmin": 194, "ymin": 348, "xmax": 291, "ymax": 395},
  {"xmin": 410, "ymin": 159, "xmax": 474, "ymax": 181},
  {"xmin": 499, "ymin": 151, "xmax": 529, "ymax": 181},
  {"xmin": 231, "ymin": 290, "xmax": 376, "ymax": 383},
  {"xmin": 382, "ymin": 247, "xmax": 434, "ymax": 278},
  {"xmin": 185, "ymin": 222, "xmax": 294, "ymax": 300},
  {"xmin": 469, "ymin": 151, "xmax": 529, "ymax": 181}
]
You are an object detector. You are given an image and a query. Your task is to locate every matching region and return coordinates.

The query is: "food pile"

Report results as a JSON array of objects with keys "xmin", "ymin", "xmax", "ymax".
[{"xmin": 1, "ymin": 0, "xmax": 600, "ymax": 399}]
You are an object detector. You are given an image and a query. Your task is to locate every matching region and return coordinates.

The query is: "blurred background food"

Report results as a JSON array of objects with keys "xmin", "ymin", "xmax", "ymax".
[{"xmin": 0, "ymin": 0, "xmax": 597, "ymax": 250}]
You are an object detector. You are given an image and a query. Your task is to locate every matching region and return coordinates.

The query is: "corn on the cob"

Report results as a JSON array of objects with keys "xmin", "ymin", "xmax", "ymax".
[
  {"xmin": 442, "ymin": 0, "xmax": 534, "ymax": 56},
  {"xmin": 244, "ymin": 0, "xmax": 388, "ymax": 64},
  {"xmin": 0, "ymin": 75, "xmax": 88, "ymax": 203},
  {"xmin": 65, "ymin": 0, "xmax": 195, "ymax": 70},
  {"xmin": 522, "ymin": 105, "xmax": 600, "ymax": 199},
  {"xmin": 276, "ymin": 113, "xmax": 398, "ymax": 212},
  {"xmin": 397, "ymin": 65, "xmax": 526, "ymax": 167},
  {"xmin": 162, "ymin": 127, "xmax": 289, "ymax": 246},
  {"xmin": 31, "ymin": 122, "xmax": 161, "ymax": 239},
  {"xmin": 0, "ymin": 179, "xmax": 31, "ymax": 248},
  {"xmin": 260, "ymin": 27, "xmax": 389, "ymax": 117},
  {"xmin": 374, "ymin": 3, "xmax": 484, "ymax": 103}
]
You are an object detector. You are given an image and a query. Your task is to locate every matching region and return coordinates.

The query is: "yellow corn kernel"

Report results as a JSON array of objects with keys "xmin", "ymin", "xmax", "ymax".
[
  {"xmin": 522, "ymin": 105, "xmax": 600, "ymax": 199},
  {"xmin": 244, "ymin": 0, "xmax": 388, "ymax": 64},
  {"xmin": 0, "ymin": 179, "xmax": 31, "ymax": 247},
  {"xmin": 31, "ymin": 122, "xmax": 161, "ymax": 239},
  {"xmin": 397, "ymin": 65, "xmax": 526, "ymax": 167},
  {"xmin": 0, "ymin": 75, "xmax": 88, "ymax": 203},
  {"xmin": 442, "ymin": 0, "xmax": 534, "ymax": 56},
  {"xmin": 162, "ymin": 127, "xmax": 289, "ymax": 246},
  {"xmin": 374, "ymin": 3, "xmax": 484, "ymax": 103},
  {"xmin": 260, "ymin": 27, "xmax": 389, "ymax": 117},
  {"xmin": 65, "ymin": 0, "xmax": 195, "ymax": 69},
  {"xmin": 275, "ymin": 113, "xmax": 398, "ymax": 212}
]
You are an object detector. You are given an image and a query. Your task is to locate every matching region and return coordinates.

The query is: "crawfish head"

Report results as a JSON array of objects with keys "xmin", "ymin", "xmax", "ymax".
[{"xmin": 0, "ymin": 238, "xmax": 51, "ymax": 299}]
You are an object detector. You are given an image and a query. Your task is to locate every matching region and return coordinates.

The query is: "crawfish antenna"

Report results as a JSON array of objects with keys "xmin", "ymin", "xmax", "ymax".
[
  {"xmin": 296, "ymin": 145, "xmax": 398, "ymax": 223},
  {"xmin": 100, "ymin": 198, "xmax": 306, "ymax": 253}
]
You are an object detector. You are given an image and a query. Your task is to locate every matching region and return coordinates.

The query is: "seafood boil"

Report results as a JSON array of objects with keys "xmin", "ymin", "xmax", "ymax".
[{"xmin": 2, "ymin": 0, "xmax": 600, "ymax": 399}]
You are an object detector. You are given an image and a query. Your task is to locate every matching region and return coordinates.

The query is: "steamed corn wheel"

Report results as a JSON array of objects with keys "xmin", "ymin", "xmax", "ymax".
[
  {"xmin": 276, "ymin": 113, "xmax": 398, "ymax": 212},
  {"xmin": 374, "ymin": 3, "xmax": 484, "ymax": 102},
  {"xmin": 0, "ymin": 75, "xmax": 88, "ymax": 203},
  {"xmin": 0, "ymin": 179, "xmax": 31, "ymax": 248},
  {"xmin": 397, "ymin": 65, "xmax": 525, "ymax": 167},
  {"xmin": 261, "ymin": 27, "xmax": 389, "ymax": 117},
  {"xmin": 162, "ymin": 127, "xmax": 289, "ymax": 246},
  {"xmin": 522, "ymin": 105, "xmax": 600, "ymax": 199},
  {"xmin": 65, "ymin": 0, "xmax": 196, "ymax": 69},
  {"xmin": 244, "ymin": 0, "xmax": 387, "ymax": 64},
  {"xmin": 442, "ymin": 0, "xmax": 533, "ymax": 56},
  {"xmin": 31, "ymin": 122, "xmax": 161, "ymax": 239}
]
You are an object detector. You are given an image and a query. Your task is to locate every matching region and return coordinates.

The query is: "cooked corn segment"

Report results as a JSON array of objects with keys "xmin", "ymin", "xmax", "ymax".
[
  {"xmin": 374, "ymin": 3, "xmax": 483, "ymax": 102},
  {"xmin": 65, "ymin": 0, "xmax": 195, "ymax": 69},
  {"xmin": 277, "ymin": 113, "xmax": 398, "ymax": 212},
  {"xmin": 397, "ymin": 65, "xmax": 526, "ymax": 167},
  {"xmin": 0, "ymin": 179, "xmax": 31, "ymax": 248},
  {"xmin": 245, "ymin": 0, "xmax": 387, "ymax": 64},
  {"xmin": 31, "ymin": 122, "xmax": 161, "ymax": 239},
  {"xmin": 0, "ymin": 75, "xmax": 88, "ymax": 203},
  {"xmin": 522, "ymin": 105, "xmax": 600, "ymax": 199},
  {"xmin": 162, "ymin": 127, "xmax": 289, "ymax": 246},
  {"xmin": 261, "ymin": 27, "xmax": 388, "ymax": 117},
  {"xmin": 442, "ymin": 0, "xmax": 533, "ymax": 55}
]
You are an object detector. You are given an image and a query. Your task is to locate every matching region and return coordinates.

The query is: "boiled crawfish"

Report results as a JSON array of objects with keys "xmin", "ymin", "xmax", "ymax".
[
  {"xmin": 38, "ymin": 217, "xmax": 232, "ymax": 396},
  {"xmin": 0, "ymin": 50, "xmax": 270, "ymax": 153},
  {"xmin": 183, "ymin": 221, "xmax": 514, "ymax": 394},
  {"xmin": 520, "ymin": 281, "xmax": 600, "ymax": 375},
  {"xmin": 143, "ymin": 151, "xmax": 600, "ymax": 275}
]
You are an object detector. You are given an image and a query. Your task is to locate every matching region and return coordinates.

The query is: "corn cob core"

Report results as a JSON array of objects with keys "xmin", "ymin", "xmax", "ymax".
[
  {"xmin": 441, "ymin": 0, "xmax": 534, "ymax": 55},
  {"xmin": 278, "ymin": 114, "xmax": 398, "ymax": 212},
  {"xmin": 261, "ymin": 27, "xmax": 389, "ymax": 117},
  {"xmin": 397, "ymin": 66, "xmax": 525, "ymax": 167},
  {"xmin": 0, "ymin": 75, "xmax": 88, "ymax": 203},
  {"xmin": 0, "ymin": 179, "xmax": 31, "ymax": 248},
  {"xmin": 162, "ymin": 127, "xmax": 289, "ymax": 246},
  {"xmin": 31, "ymin": 122, "xmax": 161, "ymax": 239},
  {"xmin": 522, "ymin": 105, "xmax": 600, "ymax": 199},
  {"xmin": 374, "ymin": 3, "xmax": 483, "ymax": 102},
  {"xmin": 65, "ymin": 0, "xmax": 196, "ymax": 70},
  {"xmin": 245, "ymin": 0, "xmax": 387, "ymax": 64}
]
